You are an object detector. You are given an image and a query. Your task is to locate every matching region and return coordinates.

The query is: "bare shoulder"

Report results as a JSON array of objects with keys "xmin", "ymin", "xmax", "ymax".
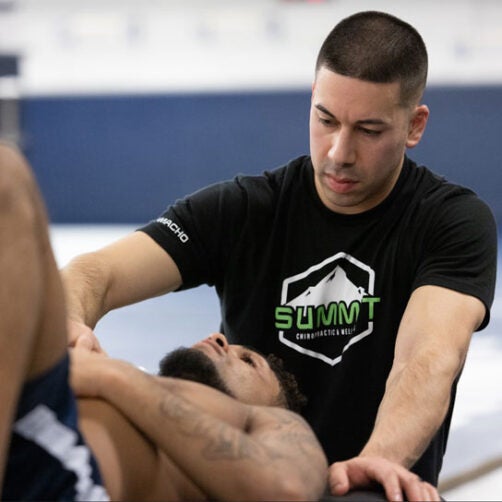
[
  {"xmin": 251, "ymin": 405, "xmax": 312, "ymax": 428},
  {"xmin": 249, "ymin": 406, "xmax": 327, "ymax": 459}
]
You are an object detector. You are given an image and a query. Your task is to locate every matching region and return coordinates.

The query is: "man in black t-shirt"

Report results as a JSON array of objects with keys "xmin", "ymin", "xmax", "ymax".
[
  {"xmin": 62, "ymin": 11, "xmax": 497, "ymax": 500},
  {"xmin": 4, "ymin": 144, "xmax": 436, "ymax": 501}
]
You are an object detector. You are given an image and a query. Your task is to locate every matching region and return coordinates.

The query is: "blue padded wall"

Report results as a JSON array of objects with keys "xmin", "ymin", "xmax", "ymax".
[{"xmin": 21, "ymin": 86, "xmax": 502, "ymax": 225}]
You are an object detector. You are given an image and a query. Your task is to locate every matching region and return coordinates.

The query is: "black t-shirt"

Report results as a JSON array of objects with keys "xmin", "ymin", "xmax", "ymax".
[{"xmin": 140, "ymin": 155, "xmax": 497, "ymax": 484}]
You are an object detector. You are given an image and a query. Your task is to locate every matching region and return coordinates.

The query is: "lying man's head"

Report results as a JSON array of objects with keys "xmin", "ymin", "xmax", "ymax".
[{"xmin": 158, "ymin": 333, "xmax": 306, "ymax": 413}]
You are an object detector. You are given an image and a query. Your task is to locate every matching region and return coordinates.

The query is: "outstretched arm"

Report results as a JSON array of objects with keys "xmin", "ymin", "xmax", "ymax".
[
  {"xmin": 71, "ymin": 348, "xmax": 328, "ymax": 501},
  {"xmin": 329, "ymin": 285, "xmax": 484, "ymax": 501},
  {"xmin": 61, "ymin": 231, "xmax": 182, "ymax": 350}
]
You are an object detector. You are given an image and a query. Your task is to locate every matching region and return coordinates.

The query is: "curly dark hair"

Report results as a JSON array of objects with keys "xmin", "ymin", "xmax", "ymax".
[{"xmin": 266, "ymin": 353, "xmax": 307, "ymax": 413}]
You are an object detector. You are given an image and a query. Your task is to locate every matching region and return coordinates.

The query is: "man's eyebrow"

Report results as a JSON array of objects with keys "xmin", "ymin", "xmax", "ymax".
[
  {"xmin": 314, "ymin": 103, "xmax": 334, "ymax": 117},
  {"xmin": 241, "ymin": 344, "xmax": 266, "ymax": 358},
  {"xmin": 240, "ymin": 344, "xmax": 270, "ymax": 368},
  {"xmin": 314, "ymin": 103, "xmax": 387, "ymax": 125}
]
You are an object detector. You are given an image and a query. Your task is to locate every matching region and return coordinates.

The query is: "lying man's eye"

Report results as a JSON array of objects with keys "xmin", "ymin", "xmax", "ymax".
[{"xmin": 241, "ymin": 354, "xmax": 256, "ymax": 367}]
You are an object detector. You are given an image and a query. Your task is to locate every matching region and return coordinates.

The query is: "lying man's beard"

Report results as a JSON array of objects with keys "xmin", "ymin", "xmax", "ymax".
[{"xmin": 158, "ymin": 347, "xmax": 234, "ymax": 398}]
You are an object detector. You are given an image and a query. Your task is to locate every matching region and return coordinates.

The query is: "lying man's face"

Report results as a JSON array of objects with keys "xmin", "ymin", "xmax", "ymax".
[{"xmin": 158, "ymin": 333, "xmax": 285, "ymax": 408}]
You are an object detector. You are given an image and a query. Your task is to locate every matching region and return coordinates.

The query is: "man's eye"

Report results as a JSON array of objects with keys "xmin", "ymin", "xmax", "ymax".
[
  {"xmin": 318, "ymin": 117, "xmax": 332, "ymax": 126},
  {"xmin": 241, "ymin": 354, "xmax": 256, "ymax": 367},
  {"xmin": 360, "ymin": 128, "xmax": 382, "ymax": 136}
]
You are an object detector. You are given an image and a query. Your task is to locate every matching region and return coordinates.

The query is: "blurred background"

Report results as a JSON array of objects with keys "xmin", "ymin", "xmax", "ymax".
[
  {"xmin": 1, "ymin": 1, "xmax": 501, "ymax": 499},
  {"xmin": 1, "ymin": 0, "xmax": 502, "ymax": 224}
]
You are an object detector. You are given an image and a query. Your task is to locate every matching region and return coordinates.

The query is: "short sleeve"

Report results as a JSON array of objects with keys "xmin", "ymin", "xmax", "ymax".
[
  {"xmin": 413, "ymin": 192, "xmax": 497, "ymax": 330},
  {"xmin": 138, "ymin": 179, "xmax": 249, "ymax": 289}
]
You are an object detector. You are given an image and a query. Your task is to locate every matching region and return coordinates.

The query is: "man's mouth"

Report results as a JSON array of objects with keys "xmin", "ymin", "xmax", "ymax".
[{"xmin": 325, "ymin": 173, "xmax": 358, "ymax": 193}]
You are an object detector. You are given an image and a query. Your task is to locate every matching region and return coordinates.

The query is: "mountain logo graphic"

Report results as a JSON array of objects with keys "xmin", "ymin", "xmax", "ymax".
[{"xmin": 275, "ymin": 252, "xmax": 380, "ymax": 366}]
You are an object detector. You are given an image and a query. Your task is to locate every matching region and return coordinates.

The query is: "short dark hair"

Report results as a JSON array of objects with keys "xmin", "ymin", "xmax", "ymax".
[
  {"xmin": 315, "ymin": 11, "xmax": 428, "ymax": 105},
  {"xmin": 266, "ymin": 353, "xmax": 307, "ymax": 413}
]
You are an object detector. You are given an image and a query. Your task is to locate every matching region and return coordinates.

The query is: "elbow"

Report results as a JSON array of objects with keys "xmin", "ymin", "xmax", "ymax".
[
  {"xmin": 274, "ymin": 477, "xmax": 325, "ymax": 502},
  {"xmin": 252, "ymin": 471, "xmax": 326, "ymax": 501},
  {"xmin": 265, "ymin": 450, "xmax": 328, "ymax": 501},
  {"xmin": 433, "ymin": 346, "xmax": 469, "ymax": 383},
  {"xmin": 215, "ymin": 461, "xmax": 327, "ymax": 501},
  {"xmin": 245, "ymin": 481, "xmax": 310, "ymax": 502},
  {"xmin": 63, "ymin": 252, "xmax": 109, "ymax": 290}
]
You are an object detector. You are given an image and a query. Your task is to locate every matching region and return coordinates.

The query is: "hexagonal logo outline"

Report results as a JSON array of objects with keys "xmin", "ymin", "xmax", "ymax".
[{"xmin": 278, "ymin": 252, "xmax": 376, "ymax": 366}]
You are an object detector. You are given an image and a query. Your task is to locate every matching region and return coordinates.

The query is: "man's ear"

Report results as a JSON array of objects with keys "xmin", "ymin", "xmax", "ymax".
[{"xmin": 406, "ymin": 104, "xmax": 430, "ymax": 148}]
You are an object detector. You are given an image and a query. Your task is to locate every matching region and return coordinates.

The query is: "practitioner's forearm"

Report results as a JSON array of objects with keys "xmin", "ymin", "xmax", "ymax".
[
  {"xmin": 360, "ymin": 351, "xmax": 455, "ymax": 467},
  {"xmin": 62, "ymin": 231, "xmax": 183, "ymax": 333},
  {"xmin": 61, "ymin": 253, "xmax": 111, "ymax": 329}
]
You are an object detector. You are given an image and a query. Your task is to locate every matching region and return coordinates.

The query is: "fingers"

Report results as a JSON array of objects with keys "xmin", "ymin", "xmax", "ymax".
[
  {"xmin": 364, "ymin": 459, "xmax": 405, "ymax": 502},
  {"xmin": 328, "ymin": 457, "xmax": 441, "ymax": 502},
  {"xmin": 375, "ymin": 464, "xmax": 440, "ymax": 502},
  {"xmin": 380, "ymin": 472, "xmax": 404, "ymax": 502},
  {"xmin": 74, "ymin": 333, "xmax": 107, "ymax": 355},
  {"xmin": 69, "ymin": 344, "xmax": 107, "ymax": 397},
  {"xmin": 74, "ymin": 333, "xmax": 95, "ymax": 350},
  {"xmin": 67, "ymin": 318, "xmax": 106, "ymax": 354},
  {"xmin": 403, "ymin": 478, "xmax": 440, "ymax": 502},
  {"xmin": 67, "ymin": 318, "xmax": 84, "ymax": 347},
  {"xmin": 328, "ymin": 462, "xmax": 350, "ymax": 496},
  {"xmin": 424, "ymin": 481, "xmax": 441, "ymax": 501},
  {"xmin": 395, "ymin": 469, "xmax": 440, "ymax": 501}
]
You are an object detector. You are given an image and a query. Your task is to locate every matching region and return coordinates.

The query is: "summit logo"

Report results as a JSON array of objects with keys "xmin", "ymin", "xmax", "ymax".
[{"xmin": 276, "ymin": 252, "xmax": 380, "ymax": 366}]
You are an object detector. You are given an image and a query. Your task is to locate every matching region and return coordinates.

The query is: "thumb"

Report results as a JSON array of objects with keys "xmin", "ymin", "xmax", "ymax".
[
  {"xmin": 329, "ymin": 463, "xmax": 350, "ymax": 496},
  {"xmin": 75, "ymin": 333, "xmax": 96, "ymax": 351}
]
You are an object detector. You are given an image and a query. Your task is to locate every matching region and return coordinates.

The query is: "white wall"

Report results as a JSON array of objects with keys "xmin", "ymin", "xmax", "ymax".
[{"xmin": 1, "ymin": 0, "xmax": 502, "ymax": 95}]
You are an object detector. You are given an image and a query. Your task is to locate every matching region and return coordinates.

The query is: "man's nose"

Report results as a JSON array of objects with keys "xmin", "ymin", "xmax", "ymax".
[
  {"xmin": 328, "ymin": 129, "xmax": 356, "ymax": 166},
  {"xmin": 209, "ymin": 333, "xmax": 229, "ymax": 352}
]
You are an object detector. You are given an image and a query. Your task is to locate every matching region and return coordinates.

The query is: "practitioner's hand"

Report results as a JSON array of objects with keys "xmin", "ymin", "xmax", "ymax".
[
  {"xmin": 69, "ymin": 344, "xmax": 110, "ymax": 398},
  {"xmin": 329, "ymin": 456, "xmax": 440, "ymax": 501},
  {"xmin": 67, "ymin": 318, "xmax": 106, "ymax": 354}
]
